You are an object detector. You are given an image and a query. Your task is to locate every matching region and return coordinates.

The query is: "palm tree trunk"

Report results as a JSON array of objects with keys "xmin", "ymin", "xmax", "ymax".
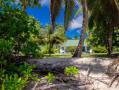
[
  {"xmin": 73, "ymin": 0, "xmax": 88, "ymax": 58},
  {"xmin": 107, "ymin": 26, "xmax": 113, "ymax": 56},
  {"xmin": 22, "ymin": 0, "xmax": 27, "ymax": 11}
]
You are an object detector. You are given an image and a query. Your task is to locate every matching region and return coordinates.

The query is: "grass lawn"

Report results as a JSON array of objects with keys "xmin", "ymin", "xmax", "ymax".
[
  {"xmin": 44, "ymin": 54, "xmax": 72, "ymax": 58},
  {"xmin": 44, "ymin": 52, "xmax": 119, "ymax": 58}
]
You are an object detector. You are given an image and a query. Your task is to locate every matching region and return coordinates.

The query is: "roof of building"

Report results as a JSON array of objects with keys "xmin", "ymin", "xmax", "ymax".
[{"xmin": 61, "ymin": 40, "xmax": 79, "ymax": 47}]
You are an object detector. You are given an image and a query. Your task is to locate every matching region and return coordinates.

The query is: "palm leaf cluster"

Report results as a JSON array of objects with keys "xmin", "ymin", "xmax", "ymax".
[
  {"xmin": 1, "ymin": 0, "xmax": 119, "ymax": 57},
  {"xmin": 50, "ymin": 0, "xmax": 76, "ymax": 32},
  {"xmin": 88, "ymin": 0, "xmax": 119, "ymax": 29},
  {"xmin": 88, "ymin": 0, "xmax": 119, "ymax": 55}
]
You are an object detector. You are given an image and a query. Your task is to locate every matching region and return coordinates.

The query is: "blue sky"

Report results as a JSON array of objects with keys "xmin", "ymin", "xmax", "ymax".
[{"xmin": 26, "ymin": 0, "xmax": 83, "ymax": 39}]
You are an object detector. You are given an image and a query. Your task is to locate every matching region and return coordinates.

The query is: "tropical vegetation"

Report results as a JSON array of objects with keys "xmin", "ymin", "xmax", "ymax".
[{"xmin": 0, "ymin": 0, "xmax": 119, "ymax": 89}]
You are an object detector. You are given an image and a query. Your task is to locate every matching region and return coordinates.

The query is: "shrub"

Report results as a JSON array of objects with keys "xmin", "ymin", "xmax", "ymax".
[
  {"xmin": 3, "ymin": 74, "xmax": 28, "ymax": 90},
  {"xmin": 0, "ymin": 63, "xmax": 39, "ymax": 90},
  {"xmin": 64, "ymin": 66, "xmax": 79, "ymax": 76},
  {"xmin": 113, "ymin": 47, "xmax": 119, "ymax": 52},
  {"xmin": 0, "ymin": 8, "xmax": 45, "ymax": 61},
  {"xmin": 45, "ymin": 73, "xmax": 55, "ymax": 84},
  {"xmin": 66, "ymin": 47, "xmax": 76, "ymax": 54},
  {"xmin": 92, "ymin": 45, "xmax": 107, "ymax": 53}
]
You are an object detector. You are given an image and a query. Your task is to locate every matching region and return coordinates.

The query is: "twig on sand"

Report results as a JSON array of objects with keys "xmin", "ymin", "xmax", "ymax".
[
  {"xmin": 37, "ymin": 82, "xmax": 92, "ymax": 90},
  {"xmin": 109, "ymin": 74, "xmax": 119, "ymax": 87}
]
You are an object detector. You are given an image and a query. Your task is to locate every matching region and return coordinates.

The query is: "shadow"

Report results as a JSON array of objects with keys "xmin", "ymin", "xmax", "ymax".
[
  {"xmin": 90, "ymin": 53, "xmax": 119, "ymax": 58},
  {"xmin": 70, "ymin": 58, "xmax": 114, "ymax": 74},
  {"xmin": 29, "ymin": 57, "xmax": 115, "ymax": 75},
  {"xmin": 28, "ymin": 58, "xmax": 117, "ymax": 90},
  {"xmin": 76, "ymin": 63, "xmax": 106, "ymax": 74}
]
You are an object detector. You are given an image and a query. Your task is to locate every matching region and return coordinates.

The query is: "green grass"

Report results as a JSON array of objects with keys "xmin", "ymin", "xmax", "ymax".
[
  {"xmin": 44, "ymin": 54, "xmax": 72, "ymax": 58},
  {"xmin": 44, "ymin": 52, "xmax": 119, "ymax": 58},
  {"xmin": 82, "ymin": 52, "xmax": 119, "ymax": 58}
]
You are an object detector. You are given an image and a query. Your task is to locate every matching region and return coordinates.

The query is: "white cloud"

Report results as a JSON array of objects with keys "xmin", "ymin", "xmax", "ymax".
[
  {"xmin": 14, "ymin": 0, "xmax": 19, "ymax": 5},
  {"xmin": 40, "ymin": 0, "xmax": 50, "ymax": 6},
  {"xmin": 69, "ymin": 14, "xmax": 83, "ymax": 30}
]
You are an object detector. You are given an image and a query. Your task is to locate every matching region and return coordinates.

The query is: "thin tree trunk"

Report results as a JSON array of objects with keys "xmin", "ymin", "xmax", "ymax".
[
  {"xmin": 107, "ymin": 26, "xmax": 113, "ymax": 56},
  {"xmin": 48, "ymin": 32, "xmax": 51, "ymax": 56},
  {"xmin": 49, "ymin": 0, "xmax": 54, "ymax": 56},
  {"xmin": 73, "ymin": 0, "xmax": 88, "ymax": 58},
  {"xmin": 22, "ymin": 0, "xmax": 27, "ymax": 11}
]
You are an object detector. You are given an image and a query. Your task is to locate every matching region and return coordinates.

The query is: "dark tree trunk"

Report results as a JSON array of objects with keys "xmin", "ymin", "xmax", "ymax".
[
  {"xmin": 48, "ymin": 28, "xmax": 52, "ymax": 56},
  {"xmin": 107, "ymin": 26, "xmax": 113, "ymax": 56},
  {"xmin": 73, "ymin": 0, "xmax": 88, "ymax": 58}
]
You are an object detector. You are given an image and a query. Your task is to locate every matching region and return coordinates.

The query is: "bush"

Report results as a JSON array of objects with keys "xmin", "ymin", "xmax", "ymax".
[
  {"xmin": 113, "ymin": 47, "xmax": 119, "ymax": 52},
  {"xmin": 0, "ymin": 5, "xmax": 42, "ymax": 90},
  {"xmin": 0, "ymin": 7, "xmax": 45, "ymax": 62},
  {"xmin": 0, "ymin": 63, "xmax": 39, "ymax": 90},
  {"xmin": 66, "ymin": 47, "xmax": 76, "ymax": 54},
  {"xmin": 64, "ymin": 66, "xmax": 79, "ymax": 76},
  {"xmin": 45, "ymin": 73, "xmax": 55, "ymax": 84},
  {"xmin": 3, "ymin": 74, "xmax": 28, "ymax": 90},
  {"xmin": 92, "ymin": 45, "xmax": 107, "ymax": 53}
]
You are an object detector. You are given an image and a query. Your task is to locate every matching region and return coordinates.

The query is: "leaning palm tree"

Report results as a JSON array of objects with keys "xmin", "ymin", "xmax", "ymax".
[
  {"xmin": 73, "ymin": 0, "xmax": 88, "ymax": 57},
  {"xmin": 50, "ymin": 0, "xmax": 76, "ymax": 55},
  {"xmin": 50, "ymin": 0, "xmax": 88, "ymax": 58}
]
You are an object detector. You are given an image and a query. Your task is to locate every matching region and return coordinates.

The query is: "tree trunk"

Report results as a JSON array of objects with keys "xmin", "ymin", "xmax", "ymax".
[
  {"xmin": 73, "ymin": 0, "xmax": 88, "ymax": 58},
  {"xmin": 22, "ymin": 0, "xmax": 27, "ymax": 11},
  {"xmin": 107, "ymin": 26, "xmax": 113, "ymax": 56},
  {"xmin": 48, "ymin": 28, "xmax": 52, "ymax": 56}
]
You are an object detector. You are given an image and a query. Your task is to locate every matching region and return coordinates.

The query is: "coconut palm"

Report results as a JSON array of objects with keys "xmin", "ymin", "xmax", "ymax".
[
  {"xmin": 50, "ymin": 0, "xmax": 89, "ymax": 58},
  {"xmin": 50, "ymin": 0, "xmax": 75, "ymax": 32},
  {"xmin": 73, "ymin": 0, "xmax": 88, "ymax": 57},
  {"xmin": 88, "ymin": 0, "xmax": 119, "ymax": 56},
  {"xmin": 6, "ymin": 0, "xmax": 119, "ymax": 57}
]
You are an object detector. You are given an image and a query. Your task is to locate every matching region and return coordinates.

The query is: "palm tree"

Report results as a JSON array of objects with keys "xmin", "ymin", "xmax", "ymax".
[
  {"xmin": 5, "ymin": 0, "xmax": 84, "ymax": 57},
  {"xmin": 50, "ymin": 0, "xmax": 75, "ymax": 32},
  {"xmin": 50, "ymin": 0, "xmax": 75, "ymax": 55},
  {"xmin": 88, "ymin": 0, "xmax": 119, "ymax": 56},
  {"xmin": 11, "ymin": 0, "xmax": 119, "ymax": 57},
  {"xmin": 40, "ymin": 25, "xmax": 66, "ymax": 54},
  {"xmin": 50, "ymin": 0, "xmax": 88, "ymax": 58},
  {"xmin": 73, "ymin": 0, "xmax": 88, "ymax": 57}
]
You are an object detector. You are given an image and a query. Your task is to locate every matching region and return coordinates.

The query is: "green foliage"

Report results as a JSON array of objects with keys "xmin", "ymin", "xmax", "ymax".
[
  {"xmin": 64, "ymin": 0, "xmax": 75, "ymax": 30},
  {"xmin": 0, "ymin": 63, "xmax": 39, "ymax": 90},
  {"xmin": 0, "ymin": 39, "xmax": 13, "ymax": 53},
  {"xmin": 17, "ymin": 63, "xmax": 34, "ymax": 76},
  {"xmin": 45, "ymin": 73, "xmax": 55, "ymax": 84},
  {"xmin": 0, "ymin": 69, "xmax": 5, "ymax": 81},
  {"xmin": 48, "ymin": 26, "xmax": 66, "ymax": 54},
  {"xmin": 64, "ymin": 66, "xmax": 79, "ymax": 76},
  {"xmin": 88, "ymin": 0, "xmax": 119, "ymax": 55},
  {"xmin": 92, "ymin": 45, "xmax": 107, "ymax": 53},
  {"xmin": 40, "ymin": 25, "xmax": 66, "ymax": 54},
  {"xmin": 3, "ymin": 74, "xmax": 28, "ymax": 90},
  {"xmin": 113, "ymin": 47, "xmax": 119, "ymax": 52},
  {"xmin": 67, "ymin": 47, "xmax": 76, "ymax": 54},
  {"xmin": 0, "ymin": 7, "xmax": 45, "ymax": 60}
]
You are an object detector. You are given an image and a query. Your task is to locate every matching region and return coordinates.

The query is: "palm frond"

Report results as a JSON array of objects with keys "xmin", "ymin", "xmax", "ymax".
[
  {"xmin": 64, "ymin": 0, "xmax": 75, "ymax": 31},
  {"xmin": 114, "ymin": 0, "xmax": 119, "ymax": 10},
  {"xmin": 74, "ymin": 0, "xmax": 82, "ymax": 17},
  {"xmin": 20, "ymin": 0, "xmax": 40, "ymax": 11},
  {"xmin": 75, "ymin": 7, "xmax": 82, "ymax": 17}
]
